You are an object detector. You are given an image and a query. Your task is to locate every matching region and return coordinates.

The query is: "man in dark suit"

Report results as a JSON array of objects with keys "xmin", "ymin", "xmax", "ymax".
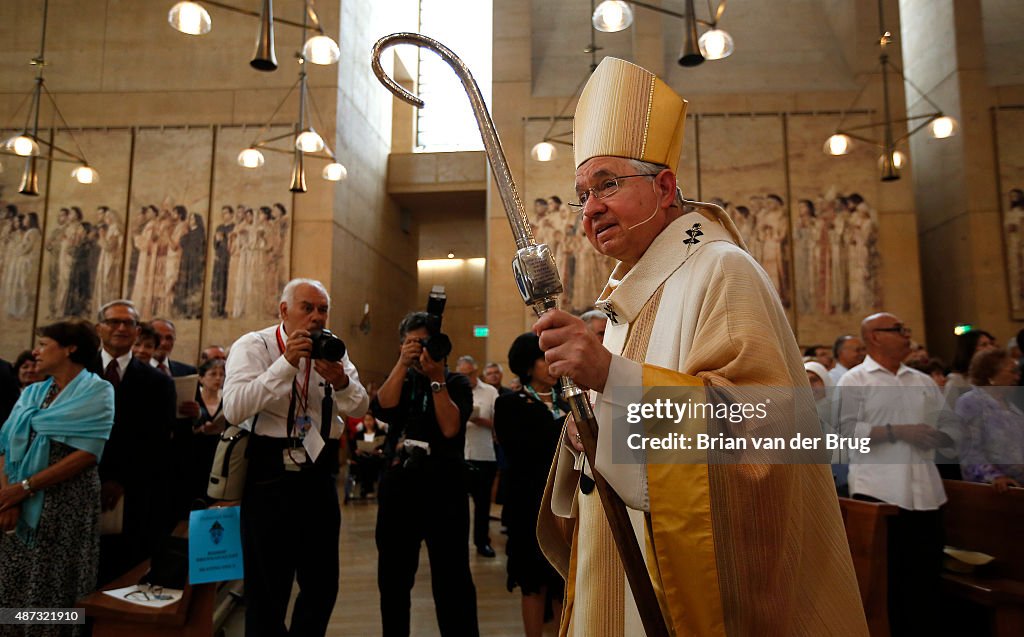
[
  {"xmin": 151, "ymin": 318, "xmax": 198, "ymax": 377},
  {"xmin": 93, "ymin": 300, "xmax": 177, "ymax": 584},
  {"xmin": 151, "ymin": 317, "xmax": 201, "ymax": 520}
]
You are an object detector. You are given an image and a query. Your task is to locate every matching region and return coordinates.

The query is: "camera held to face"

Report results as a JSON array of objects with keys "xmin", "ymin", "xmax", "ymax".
[
  {"xmin": 419, "ymin": 285, "xmax": 452, "ymax": 362},
  {"xmin": 310, "ymin": 328, "xmax": 346, "ymax": 362}
]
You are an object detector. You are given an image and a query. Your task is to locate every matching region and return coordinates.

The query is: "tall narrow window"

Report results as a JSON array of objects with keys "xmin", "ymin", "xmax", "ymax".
[{"xmin": 416, "ymin": 0, "xmax": 492, "ymax": 152}]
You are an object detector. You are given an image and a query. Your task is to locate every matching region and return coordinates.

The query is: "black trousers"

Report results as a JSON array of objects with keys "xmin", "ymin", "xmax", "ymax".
[
  {"xmin": 376, "ymin": 461, "xmax": 479, "ymax": 637},
  {"xmin": 241, "ymin": 436, "xmax": 341, "ymax": 637},
  {"xmin": 466, "ymin": 459, "xmax": 497, "ymax": 547},
  {"xmin": 855, "ymin": 495, "xmax": 944, "ymax": 637}
]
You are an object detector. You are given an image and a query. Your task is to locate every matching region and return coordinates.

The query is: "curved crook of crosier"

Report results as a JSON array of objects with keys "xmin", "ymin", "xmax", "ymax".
[{"xmin": 370, "ymin": 32, "xmax": 535, "ymax": 250}]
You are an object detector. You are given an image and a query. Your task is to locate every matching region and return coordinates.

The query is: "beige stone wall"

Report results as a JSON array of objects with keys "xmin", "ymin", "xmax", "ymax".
[
  {"xmin": 0, "ymin": 0, "xmax": 419, "ymax": 384},
  {"xmin": 328, "ymin": 0, "xmax": 419, "ymax": 385},
  {"xmin": 417, "ymin": 257, "xmax": 487, "ymax": 369}
]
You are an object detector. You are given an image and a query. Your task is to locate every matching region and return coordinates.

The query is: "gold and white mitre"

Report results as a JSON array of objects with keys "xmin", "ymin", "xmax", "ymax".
[{"xmin": 573, "ymin": 57, "xmax": 688, "ymax": 171}]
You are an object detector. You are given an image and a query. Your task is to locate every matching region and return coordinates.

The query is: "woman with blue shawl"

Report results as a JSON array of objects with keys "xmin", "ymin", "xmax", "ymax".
[{"xmin": 0, "ymin": 320, "xmax": 114, "ymax": 635}]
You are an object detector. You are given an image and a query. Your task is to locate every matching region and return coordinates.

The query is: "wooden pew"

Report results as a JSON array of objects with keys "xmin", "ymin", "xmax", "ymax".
[
  {"xmin": 78, "ymin": 523, "xmax": 216, "ymax": 637},
  {"xmin": 940, "ymin": 479, "xmax": 1024, "ymax": 637},
  {"xmin": 838, "ymin": 497, "xmax": 899, "ymax": 637}
]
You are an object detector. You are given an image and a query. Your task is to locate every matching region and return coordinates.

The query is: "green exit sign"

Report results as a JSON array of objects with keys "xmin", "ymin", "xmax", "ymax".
[{"xmin": 473, "ymin": 325, "xmax": 489, "ymax": 338}]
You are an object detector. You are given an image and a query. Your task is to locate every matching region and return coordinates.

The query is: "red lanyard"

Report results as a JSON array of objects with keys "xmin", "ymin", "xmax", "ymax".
[{"xmin": 276, "ymin": 325, "xmax": 312, "ymax": 415}]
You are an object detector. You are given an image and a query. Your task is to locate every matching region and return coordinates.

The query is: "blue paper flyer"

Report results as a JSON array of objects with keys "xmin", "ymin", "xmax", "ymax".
[{"xmin": 189, "ymin": 506, "xmax": 244, "ymax": 585}]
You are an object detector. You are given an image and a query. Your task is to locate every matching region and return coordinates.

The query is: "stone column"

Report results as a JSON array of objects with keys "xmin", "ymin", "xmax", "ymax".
[{"xmin": 899, "ymin": 0, "xmax": 1012, "ymax": 358}]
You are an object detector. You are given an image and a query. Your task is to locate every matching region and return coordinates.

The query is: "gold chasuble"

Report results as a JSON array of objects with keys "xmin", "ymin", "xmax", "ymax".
[{"xmin": 538, "ymin": 207, "xmax": 868, "ymax": 636}]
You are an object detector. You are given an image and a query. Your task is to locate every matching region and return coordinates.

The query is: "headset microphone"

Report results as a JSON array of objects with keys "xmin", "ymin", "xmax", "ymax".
[{"xmin": 625, "ymin": 180, "xmax": 662, "ymax": 231}]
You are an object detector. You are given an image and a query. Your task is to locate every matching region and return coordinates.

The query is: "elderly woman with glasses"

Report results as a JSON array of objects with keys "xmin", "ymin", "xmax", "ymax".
[
  {"xmin": 0, "ymin": 320, "xmax": 114, "ymax": 634},
  {"xmin": 956, "ymin": 348, "xmax": 1024, "ymax": 493}
]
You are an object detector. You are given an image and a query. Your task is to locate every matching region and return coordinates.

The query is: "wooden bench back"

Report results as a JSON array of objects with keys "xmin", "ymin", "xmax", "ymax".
[
  {"xmin": 942, "ymin": 480, "xmax": 1024, "ymax": 579},
  {"xmin": 838, "ymin": 497, "xmax": 898, "ymax": 637}
]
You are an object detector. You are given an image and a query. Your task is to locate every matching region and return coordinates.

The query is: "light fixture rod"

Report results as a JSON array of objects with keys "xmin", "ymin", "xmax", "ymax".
[
  {"xmin": 290, "ymin": 3, "xmax": 310, "ymax": 192},
  {"xmin": 245, "ymin": 76, "xmax": 301, "ymax": 147},
  {"xmin": 890, "ymin": 57, "xmax": 945, "ymax": 116},
  {"xmin": 297, "ymin": 3, "xmax": 308, "ymax": 132},
  {"xmin": 878, "ymin": 6, "xmax": 895, "ymax": 154},
  {"xmin": 893, "ymin": 114, "xmax": 943, "ymax": 146},
  {"xmin": 624, "ymin": 0, "xmax": 716, "ymax": 27},
  {"xmin": 589, "ymin": 0, "xmax": 598, "ymax": 71},
  {"xmin": 42, "ymin": 85, "xmax": 90, "ymax": 163},
  {"xmin": 36, "ymin": 0, "xmax": 50, "ymax": 65},
  {"xmin": 25, "ymin": 0, "xmax": 50, "ymax": 140},
  {"xmin": 254, "ymin": 131, "xmax": 302, "ymax": 147},
  {"xmin": 201, "ymin": 0, "xmax": 322, "ymax": 34},
  {"xmin": 839, "ymin": 111, "xmax": 939, "ymax": 136}
]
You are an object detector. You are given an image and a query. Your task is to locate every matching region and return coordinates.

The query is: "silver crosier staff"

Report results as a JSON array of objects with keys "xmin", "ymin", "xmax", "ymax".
[{"xmin": 370, "ymin": 33, "xmax": 671, "ymax": 637}]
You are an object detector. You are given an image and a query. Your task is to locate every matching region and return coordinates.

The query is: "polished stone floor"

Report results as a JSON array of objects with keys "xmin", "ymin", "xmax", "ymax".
[{"xmin": 223, "ymin": 491, "xmax": 556, "ymax": 636}]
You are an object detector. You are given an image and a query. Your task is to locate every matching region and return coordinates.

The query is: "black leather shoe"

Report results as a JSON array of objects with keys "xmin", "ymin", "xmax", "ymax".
[{"xmin": 477, "ymin": 544, "xmax": 496, "ymax": 558}]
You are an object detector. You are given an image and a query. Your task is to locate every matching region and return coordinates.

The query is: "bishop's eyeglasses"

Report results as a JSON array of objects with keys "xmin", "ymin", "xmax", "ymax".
[{"xmin": 568, "ymin": 174, "xmax": 659, "ymax": 209}]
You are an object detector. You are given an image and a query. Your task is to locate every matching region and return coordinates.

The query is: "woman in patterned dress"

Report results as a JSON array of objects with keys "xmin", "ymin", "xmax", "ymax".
[
  {"xmin": 956, "ymin": 348, "xmax": 1024, "ymax": 492},
  {"xmin": 0, "ymin": 320, "xmax": 114, "ymax": 637}
]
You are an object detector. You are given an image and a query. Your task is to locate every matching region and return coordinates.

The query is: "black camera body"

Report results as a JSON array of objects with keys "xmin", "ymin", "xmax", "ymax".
[
  {"xmin": 419, "ymin": 333, "xmax": 452, "ymax": 362},
  {"xmin": 420, "ymin": 286, "xmax": 452, "ymax": 362},
  {"xmin": 310, "ymin": 328, "xmax": 346, "ymax": 362}
]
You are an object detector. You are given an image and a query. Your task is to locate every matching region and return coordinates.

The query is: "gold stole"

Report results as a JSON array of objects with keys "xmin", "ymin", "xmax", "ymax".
[{"xmin": 558, "ymin": 286, "xmax": 665, "ymax": 637}]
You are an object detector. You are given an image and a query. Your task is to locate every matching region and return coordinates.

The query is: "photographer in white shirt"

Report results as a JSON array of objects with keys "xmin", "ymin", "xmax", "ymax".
[{"xmin": 223, "ymin": 278, "xmax": 368, "ymax": 637}]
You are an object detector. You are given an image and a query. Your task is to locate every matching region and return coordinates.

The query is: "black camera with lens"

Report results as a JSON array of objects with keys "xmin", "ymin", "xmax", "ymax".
[
  {"xmin": 419, "ymin": 286, "xmax": 452, "ymax": 362},
  {"xmin": 310, "ymin": 328, "xmax": 346, "ymax": 362}
]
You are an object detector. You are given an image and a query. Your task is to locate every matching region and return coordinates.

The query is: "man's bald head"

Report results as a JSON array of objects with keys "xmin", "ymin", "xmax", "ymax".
[
  {"xmin": 861, "ymin": 312, "xmax": 912, "ymax": 366},
  {"xmin": 860, "ymin": 313, "xmax": 895, "ymax": 339}
]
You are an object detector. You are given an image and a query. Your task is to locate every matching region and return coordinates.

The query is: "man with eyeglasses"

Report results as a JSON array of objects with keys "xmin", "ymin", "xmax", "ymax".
[
  {"xmin": 533, "ymin": 58, "xmax": 867, "ymax": 636},
  {"xmin": 836, "ymin": 312, "xmax": 951, "ymax": 637},
  {"xmin": 91, "ymin": 299, "xmax": 177, "ymax": 584}
]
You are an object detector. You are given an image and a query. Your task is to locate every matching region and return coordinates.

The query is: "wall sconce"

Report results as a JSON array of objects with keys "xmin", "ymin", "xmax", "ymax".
[
  {"xmin": 1, "ymin": 0, "xmax": 98, "ymax": 196},
  {"xmin": 591, "ymin": 0, "xmax": 732, "ymax": 66},
  {"xmin": 823, "ymin": 0, "xmax": 957, "ymax": 181},
  {"xmin": 168, "ymin": 0, "xmax": 340, "ymax": 71}
]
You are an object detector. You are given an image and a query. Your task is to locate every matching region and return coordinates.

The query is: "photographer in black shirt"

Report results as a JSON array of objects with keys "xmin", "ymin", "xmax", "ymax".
[{"xmin": 372, "ymin": 310, "xmax": 479, "ymax": 637}]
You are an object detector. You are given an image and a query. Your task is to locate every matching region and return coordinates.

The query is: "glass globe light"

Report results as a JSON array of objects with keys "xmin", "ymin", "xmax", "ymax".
[
  {"xmin": 878, "ymin": 149, "xmax": 907, "ymax": 181},
  {"xmin": 303, "ymin": 35, "xmax": 341, "ymax": 65},
  {"xmin": 930, "ymin": 116, "xmax": 958, "ymax": 139},
  {"xmin": 592, "ymin": 1, "xmax": 633, "ymax": 33},
  {"xmin": 295, "ymin": 130, "xmax": 325, "ymax": 153},
  {"xmin": 823, "ymin": 134, "xmax": 852, "ymax": 156},
  {"xmin": 4, "ymin": 134, "xmax": 39, "ymax": 157},
  {"xmin": 698, "ymin": 29, "xmax": 734, "ymax": 61},
  {"xmin": 168, "ymin": 2, "xmax": 212, "ymax": 36},
  {"xmin": 237, "ymin": 148, "xmax": 265, "ymax": 168},
  {"xmin": 322, "ymin": 162, "xmax": 348, "ymax": 181},
  {"xmin": 71, "ymin": 165, "xmax": 99, "ymax": 184},
  {"xmin": 530, "ymin": 141, "xmax": 557, "ymax": 162}
]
